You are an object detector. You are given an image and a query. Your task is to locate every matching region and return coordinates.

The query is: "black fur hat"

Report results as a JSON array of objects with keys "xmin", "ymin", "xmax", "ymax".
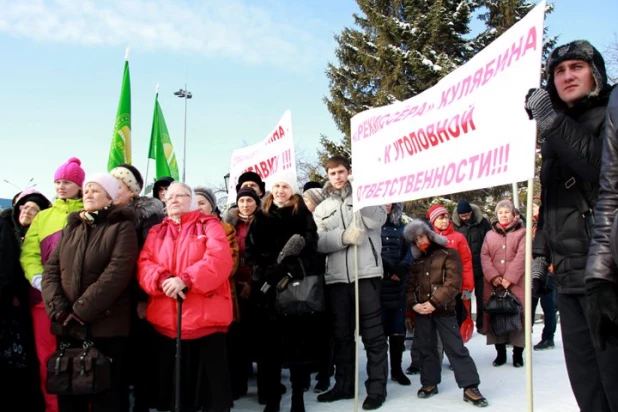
[
  {"xmin": 546, "ymin": 40, "xmax": 608, "ymax": 107},
  {"xmin": 235, "ymin": 172, "xmax": 265, "ymax": 196}
]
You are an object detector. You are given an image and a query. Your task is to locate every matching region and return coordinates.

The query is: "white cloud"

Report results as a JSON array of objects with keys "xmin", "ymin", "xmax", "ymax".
[{"xmin": 0, "ymin": 0, "xmax": 324, "ymax": 67}]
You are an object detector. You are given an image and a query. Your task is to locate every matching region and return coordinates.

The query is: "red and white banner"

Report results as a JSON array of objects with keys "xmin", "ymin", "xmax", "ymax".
[
  {"xmin": 351, "ymin": 2, "xmax": 545, "ymax": 211},
  {"xmin": 227, "ymin": 110, "xmax": 296, "ymax": 202}
]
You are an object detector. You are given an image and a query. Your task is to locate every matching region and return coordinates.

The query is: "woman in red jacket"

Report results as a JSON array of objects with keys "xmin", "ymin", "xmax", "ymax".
[
  {"xmin": 427, "ymin": 204, "xmax": 475, "ymax": 325},
  {"xmin": 138, "ymin": 182, "xmax": 234, "ymax": 412}
]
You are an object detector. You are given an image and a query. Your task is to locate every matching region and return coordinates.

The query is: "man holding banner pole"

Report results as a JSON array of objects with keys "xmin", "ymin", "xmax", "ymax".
[
  {"xmin": 526, "ymin": 40, "xmax": 618, "ymax": 412},
  {"xmin": 313, "ymin": 156, "xmax": 388, "ymax": 410}
]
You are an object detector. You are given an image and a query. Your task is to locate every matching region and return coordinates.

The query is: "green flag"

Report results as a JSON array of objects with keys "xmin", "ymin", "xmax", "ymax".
[
  {"xmin": 107, "ymin": 56, "xmax": 131, "ymax": 171},
  {"xmin": 148, "ymin": 93, "xmax": 179, "ymax": 180}
]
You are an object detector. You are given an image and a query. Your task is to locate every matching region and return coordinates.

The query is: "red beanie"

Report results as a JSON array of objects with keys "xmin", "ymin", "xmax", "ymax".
[
  {"xmin": 427, "ymin": 204, "xmax": 448, "ymax": 225},
  {"xmin": 54, "ymin": 157, "xmax": 85, "ymax": 187}
]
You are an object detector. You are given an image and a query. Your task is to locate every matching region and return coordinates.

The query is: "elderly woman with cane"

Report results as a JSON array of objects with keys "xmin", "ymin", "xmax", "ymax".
[{"xmin": 137, "ymin": 182, "xmax": 234, "ymax": 412}]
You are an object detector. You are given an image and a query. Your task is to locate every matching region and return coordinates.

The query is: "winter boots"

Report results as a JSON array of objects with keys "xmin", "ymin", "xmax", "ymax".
[
  {"xmin": 291, "ymin": 390, "xmax": 305, "ymax": 412},
  {"xmin": 389, "ymin": 335, "xmax": 411, "ymax": 386},
  {"xmin": 493, "ymin": 344, "xmax": 507, "ymax": 367},
  {"xmin": 463, "ymin": 386, "xmax": 489, "ymax": 407},
  {"xmin": 513, "ymin": 346, "xmax": 524, "ymax": 367}
]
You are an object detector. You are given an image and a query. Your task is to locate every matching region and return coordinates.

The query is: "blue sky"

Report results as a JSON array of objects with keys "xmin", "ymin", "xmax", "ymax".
[{"xmin": 0, "ymin": 0, "xmax": 616, "ymax": 200}]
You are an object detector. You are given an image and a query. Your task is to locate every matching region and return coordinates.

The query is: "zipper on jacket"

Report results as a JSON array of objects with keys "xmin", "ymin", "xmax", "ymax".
[
  {"xmin": 340, "ymin": 203, "xmax": 352, "ymax": 283},
  {"xmin": 368, "ymin": 237, "xmax": 378, "ymax": 266}
]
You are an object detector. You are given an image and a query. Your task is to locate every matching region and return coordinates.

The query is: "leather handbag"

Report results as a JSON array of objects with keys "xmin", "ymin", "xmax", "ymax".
[
  {"xmin": 46, "ymin": 335, "xmax": 112, "ymax": 395},
  {"xmin": 484, "ymin": 288, "xmax": 519, "ymax": 315},
  {"xmin": 276, "ymin": 259, "xmax": 326, "ymax": 316}
]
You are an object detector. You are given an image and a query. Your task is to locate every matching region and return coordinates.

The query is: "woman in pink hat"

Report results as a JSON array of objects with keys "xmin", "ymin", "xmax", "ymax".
[{"xmin": 20, "ymin": 157, "xmax": 85, "ymax": 412}]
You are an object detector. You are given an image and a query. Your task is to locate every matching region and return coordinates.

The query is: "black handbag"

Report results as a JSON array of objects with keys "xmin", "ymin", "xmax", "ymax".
[
  {"xmin": 484, "ymin": 288, "xmax": 519, "ymax": 315},
  {"xmin": 46, "ymin": 330, "xmax": 112, "ymax": 395},
  {"xmin": 276, "ymin": 259, "xmax": 326, "ymax": 316}
]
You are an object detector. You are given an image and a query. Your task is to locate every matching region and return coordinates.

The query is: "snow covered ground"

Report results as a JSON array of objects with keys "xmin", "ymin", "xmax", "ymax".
[{"xmin": 233, "ymin": 304, "xmax": 578, "ymax": 411}]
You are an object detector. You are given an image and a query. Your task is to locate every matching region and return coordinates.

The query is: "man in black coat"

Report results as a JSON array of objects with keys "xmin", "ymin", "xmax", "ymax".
[
  {"xmin": 586, "ymin": 87, "xmax": 618, "ymax": 345},
  {"xmin": 526, "ymin": 40, "xmax": 618, "ymax": 412},
  {"xmin": 451, "ymin": 200, "xmax": 490, "ymax": 334}
]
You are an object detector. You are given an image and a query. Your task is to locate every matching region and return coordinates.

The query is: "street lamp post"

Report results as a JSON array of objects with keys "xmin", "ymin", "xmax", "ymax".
[
  {"xmin": 224, "ymin": 173, "xmax": 230, "ymax": 193},
  {"xmin": 174, "ymin": 84, "xmax": 192, "ymax": 182}
]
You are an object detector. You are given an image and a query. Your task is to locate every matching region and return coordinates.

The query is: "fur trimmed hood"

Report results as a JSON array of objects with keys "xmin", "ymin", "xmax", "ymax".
[
  {"xmin": 404, "ymin": 219, "xmax": 448, "ymax": 259},
  {"xmin": 388, "ymin": 203, "xmax": 404, "ymax": 226},
  {"xmin": 451, "ymin": 203, "xmax": 485, "ymax": 226}
]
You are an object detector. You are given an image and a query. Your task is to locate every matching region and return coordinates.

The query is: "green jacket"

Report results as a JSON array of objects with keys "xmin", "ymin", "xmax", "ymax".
[{"xmin": 21, "ymin": 198, "xmax": 83, "ymax": 290}]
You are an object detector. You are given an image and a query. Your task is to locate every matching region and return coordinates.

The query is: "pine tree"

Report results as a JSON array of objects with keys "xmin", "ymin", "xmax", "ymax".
[{"xmin": 321, "ymin": 0, "xmax": 473, "ymax": 164}]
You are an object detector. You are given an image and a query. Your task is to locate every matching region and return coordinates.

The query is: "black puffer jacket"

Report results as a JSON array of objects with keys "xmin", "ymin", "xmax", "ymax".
[
  {"xmin": 380, "ymin": 204, "xmax": 412, "ymax": 310},
  {"xmin": 587, "ymin": 87, "xmax": 618, "ymax": 283},
  {"xmin": 452, "ymin": 204, "xmax": 491, "ymax": 279},
  {"xmin": 533, "ymin": 85, "xmax": 614, "ymax": 294}
]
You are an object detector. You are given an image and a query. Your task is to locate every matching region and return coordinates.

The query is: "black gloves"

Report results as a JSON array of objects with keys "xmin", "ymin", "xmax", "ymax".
[
  {"xmin": 264, "ymin": 264, "xmax": 287, "ymax": 286},
  {"xmin": 525, "ymin": 88, "xmax": 557, "ymax": 133},
  {"xmin": 586, "ymin": 279, "xmax": 618, "ymax": 351},
  {"xmin": 531, "ymin": 256, "xmax": 549, "ymax": 299}
]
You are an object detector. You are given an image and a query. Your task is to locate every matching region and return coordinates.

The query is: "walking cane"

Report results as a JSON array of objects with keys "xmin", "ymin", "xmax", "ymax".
[{"xmin": 175, "ymin": 292, "xmax": 185, "ymax": 412}]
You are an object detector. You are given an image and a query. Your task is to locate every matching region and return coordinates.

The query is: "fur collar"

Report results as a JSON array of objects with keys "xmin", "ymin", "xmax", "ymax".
[
  {"xmin": 404, "ymin": 219, "xmax": 448, "ymax": 259},
  {"xmin": 223, "ymin": 206, "xmax": 240, "ymax": 226},
  {"xmin": 67, "ymin": 206, "xmax": 136, "ymax": 228},
  {"xmin": 128, "ymin": 196, "xmax": 164, "ymax": 224},
  {"xmin": 490, "ymin": 218, "xmax": 523, "ymax": 235},
  {"xmin": 322, "ymin": 181, "xmax": 352, "ymax": 200},
  {"xmin": 451, "ymin": 203, "xmax": 485, "ymax": 226}
]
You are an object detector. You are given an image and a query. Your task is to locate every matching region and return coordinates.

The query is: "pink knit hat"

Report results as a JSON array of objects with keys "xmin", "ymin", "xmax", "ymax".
[{"xmin": 54, "ymin": 157, "xmax": 85, "ymax": 186}]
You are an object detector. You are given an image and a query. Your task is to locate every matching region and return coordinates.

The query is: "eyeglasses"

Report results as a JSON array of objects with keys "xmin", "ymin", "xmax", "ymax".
[
  {"xmin": 20, "ymin": 204, "xmax": 41, "ymax": 214},
  {"xmin": 166, "ymin": 193, "xmax": 191, "ymax": 202}
]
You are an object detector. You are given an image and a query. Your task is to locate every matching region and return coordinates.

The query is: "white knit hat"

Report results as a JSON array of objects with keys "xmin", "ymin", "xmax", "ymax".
[
  {"xmin": 270, "ymin": 170, "xmax": 298, "ymax": 194},
  {"xmin": 83, "ymin": 173, "xmax": 119, "ymax": 202}
]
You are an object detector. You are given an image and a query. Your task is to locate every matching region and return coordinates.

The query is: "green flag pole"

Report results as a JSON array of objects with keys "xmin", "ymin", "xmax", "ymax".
[{"xmin": 107, "ymin": 47, "xmax": 132, "ymax": 171}]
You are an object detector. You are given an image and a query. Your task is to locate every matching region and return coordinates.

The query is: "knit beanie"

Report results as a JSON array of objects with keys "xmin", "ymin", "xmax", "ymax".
[
  {"xmin": 495, "ymin": 199, "xmax": 515, "ymax": 216},
  {"xmin": 110, "ymin": 164, "xmax": 143, "ymax": 197},
  {"xmin": 546, "ymin": 40, "xmax": 608, "ymax": 106},
  {"xmin": 270, "ymin": 170, "xmax": 298, "ymax": 194},
  {"xmin": 427, "ymin": 204, "xmax": 449, "ymax": 225},
  {"xmin": 303, "ymin": 188, "xmax": 325, "ymax": 207},
  {"xmin": 83, "ymin": 173, "xmax": 120, "ymax": 202},
  {"xmin": 236, "ymin": 187, "xmax": 261, "ymax": 207},
  {"xmin": 456, "ymin": 199, "xmax": 473, "ymax": 214},
  {"xmin": 194, "ymin": 186, "xmax": 217, "ymax": 212},
  {"xmin": 54, "ymin": 157, "xmax": 85, "ymax": 187},
  {"xmin": 236, "ymin": 171, "xmax": 265, "ymax": 195}
]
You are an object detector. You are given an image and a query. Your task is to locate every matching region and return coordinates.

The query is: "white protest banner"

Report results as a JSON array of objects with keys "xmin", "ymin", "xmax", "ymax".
[
  {"xmin": 350, "ymin": 2, "xmax": 545, "ymax": 211},
  {"xmin": 227, "ymin": 110, "xmax": 297, "ymax": 202}
]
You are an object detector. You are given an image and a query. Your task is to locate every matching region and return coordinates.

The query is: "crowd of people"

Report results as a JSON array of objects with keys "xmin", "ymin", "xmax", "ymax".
[{"xmin": 1, "ymin": 39, "xmax": 618, "ymax": 412}]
